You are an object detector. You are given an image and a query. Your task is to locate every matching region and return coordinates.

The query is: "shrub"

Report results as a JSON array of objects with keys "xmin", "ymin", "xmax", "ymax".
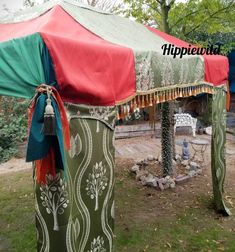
[{"xmin": 0, "ymin": 96, "xmax": 29, "ymax": 163}]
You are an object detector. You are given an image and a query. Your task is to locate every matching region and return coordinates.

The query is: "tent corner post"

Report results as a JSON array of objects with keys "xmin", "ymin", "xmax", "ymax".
[{"xmin": 211, "ymin": 87, "xmax": 231, "ymax": 216}]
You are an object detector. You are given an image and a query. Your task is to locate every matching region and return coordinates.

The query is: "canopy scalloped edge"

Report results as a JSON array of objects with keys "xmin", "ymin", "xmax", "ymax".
[{"xmin": 116, "ymin": 82, "xmax": 227, "ymax": 106}]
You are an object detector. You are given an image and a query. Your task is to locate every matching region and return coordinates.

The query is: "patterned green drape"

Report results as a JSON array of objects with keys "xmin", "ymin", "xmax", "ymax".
[
  {"xmin": 211, "ymin": 88, "xmax": 231, "ymax": 216},
  {"xmin": 35, "ymin": 104, "xmax": 116, "ymax": 252}
]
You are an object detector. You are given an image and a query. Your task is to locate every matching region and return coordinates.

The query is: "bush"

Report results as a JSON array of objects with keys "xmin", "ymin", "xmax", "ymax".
[{"xmin": 0, "ymin": 96, "xmax": 29, "ymax": 163}]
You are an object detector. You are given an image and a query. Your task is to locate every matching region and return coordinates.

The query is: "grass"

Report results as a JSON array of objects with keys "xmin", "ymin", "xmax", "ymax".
[
  {"xmin": 0, "ymin": 171, "xmax": 36, "ymax": 252},
  {"xmin": 1, "ymin": 160, "xmax": 235, "ymax": 252}
]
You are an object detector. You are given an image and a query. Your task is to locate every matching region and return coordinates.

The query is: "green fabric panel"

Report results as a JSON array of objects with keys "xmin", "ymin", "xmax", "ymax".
[
  {"xmin": 211, "ymin": 88, "xmax": 231, "ymax": 215},
  {"xmin": 0, "ymin": 33, "xmax": 47, "ymax": 98},
  {"xmin": 61, "ymin": 1, "xmax": 205, "ymax": 90},
  {"xmin": 35, "ymin": 104, "xmax": 115, "ymax": 252}
]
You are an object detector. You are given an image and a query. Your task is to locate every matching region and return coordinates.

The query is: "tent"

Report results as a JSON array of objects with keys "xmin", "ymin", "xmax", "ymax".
[{"xmin": 0, "ymin": 1, "xmax": 230, "ymax": 251}]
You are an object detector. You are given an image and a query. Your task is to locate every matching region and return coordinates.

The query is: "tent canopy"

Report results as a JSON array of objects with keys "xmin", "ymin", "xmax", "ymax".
[{"xmin": 0, "ymin": 0, "xmax": 229, "ymax": 105}]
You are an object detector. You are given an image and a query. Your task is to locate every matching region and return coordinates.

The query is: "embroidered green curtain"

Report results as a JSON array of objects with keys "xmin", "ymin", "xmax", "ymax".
[
  {"xmin": 211, "ymin": 88, "xmax": 231, "ymax": 215},
  {"xmin": 35, "ymin": 104, "xmax": 116, "ymax": 252}
]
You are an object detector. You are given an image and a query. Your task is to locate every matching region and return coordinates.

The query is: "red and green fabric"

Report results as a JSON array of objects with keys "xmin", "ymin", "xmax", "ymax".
[
  {"xmin": 0, "ymin": 1, "xmax": 229, "ymax": 105},
  {"xmin": 0, "ymin": 1, "xmax": 230, "ymax": 252}
]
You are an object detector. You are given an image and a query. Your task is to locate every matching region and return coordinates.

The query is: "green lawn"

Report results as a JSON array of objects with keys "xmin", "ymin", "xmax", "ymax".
[{"xmin": 1, "ymin": 159, "xmax": 235, "ymax": 252}]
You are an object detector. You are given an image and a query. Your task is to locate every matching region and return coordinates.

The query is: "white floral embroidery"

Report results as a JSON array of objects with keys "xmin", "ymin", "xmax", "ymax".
[
  {"xmin": 193, "ymin": 57, "xmax": 204, "ymax": 83},
  {"xmin": 86, "ymin": 162, "xmax": 108, "ymax": 211},
  {"xmin": 89, "ymin": 107, "xmax": 112, "ymax": 132},
  {"xmin": 179, "ymin": 58, "xmax": 190, "ymax": 84},
  {"xmin": 160, "ymin": 57, "xmax": 174, "ymax": 86},
  {"xmin": 40, "ymin": 174, "xmax": 69, "ymax": 231},
  {"xmin": 136, "ymin": 58, "xmax": 154, "ymax": 91},
  {"xmin": 89, "ymin": 107, "xmax": 110, "ymax": 121},
  {"xmin": 88, "ymin": 236, "xmax": 106, "ymax": 252},
  {"xmin": 69, "ymin": 134, "xmax": 82, "ymax": 158}
]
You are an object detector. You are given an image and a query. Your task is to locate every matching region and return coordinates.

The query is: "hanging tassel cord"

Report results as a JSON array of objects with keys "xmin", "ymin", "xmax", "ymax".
[
  {"xmin": 27, "ymin": 84, "xmax": 71, "ymax": 184},
  {"xmin": 29, "ymin": 84, "xmax": 70, "ymax": 150}
]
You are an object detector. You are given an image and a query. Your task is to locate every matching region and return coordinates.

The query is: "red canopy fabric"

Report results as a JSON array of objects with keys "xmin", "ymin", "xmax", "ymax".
[
  {"xmin": 0, "ymin": 6, "xmax": 136, "ymax": 105},
  {"xmin": 0, "ymin": 3, "xmax": 229, "ymax": 105},
  {"xmin": 147, "ymin": 27, "xmax": 229, "ymax": 86}
]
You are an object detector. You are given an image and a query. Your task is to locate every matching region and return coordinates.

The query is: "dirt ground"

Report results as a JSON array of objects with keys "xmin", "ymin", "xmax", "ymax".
[{"xmin": 1, "ymin": 133, "xmax": 235, "ymax": 211}]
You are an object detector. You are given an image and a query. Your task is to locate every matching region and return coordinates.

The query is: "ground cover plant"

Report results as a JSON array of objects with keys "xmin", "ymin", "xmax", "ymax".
[{"xmin": 1, "ymin": 152, "xmax": 235, "ymax": 252}]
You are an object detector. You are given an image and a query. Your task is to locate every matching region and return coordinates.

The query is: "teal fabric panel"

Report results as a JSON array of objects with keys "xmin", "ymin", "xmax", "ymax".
[
  {"xmin": 26, "ymin": 93, "xmax": 65, "ymax": 171},
  {"xmin": 0, "ymin": 33, "xmax": 56, "ymax": 98}
]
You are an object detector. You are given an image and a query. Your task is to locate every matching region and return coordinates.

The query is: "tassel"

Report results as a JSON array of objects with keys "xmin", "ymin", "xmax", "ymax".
[
  {"xmin": 44, "ymin": 88, "xmax": 56, "ymax": 136},
  {"xmin": 137, "ymin": 96, "xmax": 141, "ymax": 108},
  {"xmin": 120, "ymin": 106, "xmax": 124, "ymax": 120},
  {"xmin": 146, "ymin": 95, "xmax": 149, "ymax": 106},
  {"xmin": 170, "ymin": 90, "xmax": 173, "ymax": 100},
  {"xmin": 149, "ymin": 94, "xmax": 153, "ymax": 107},
  {"xmin": 189, "ymin": 87, "xmax": 192, "ymax": 96},
  {"xmin": 163, "ymin": 91, "xmax": 166, "ymax": 102},
  {"xmin": 179, "ymin": 89, "xmax": 183, "ymax": 98},
  {"xmin": 116, "ymin": 110, "xmax": 120, "ymax": 121},
  {"xmin": 156, "ymin": 93, "xmax": 159, "ymax": 103},
  {"xmin": 142, "ymin": 95, "xmax": 145, "ymax": 108},
  {"xmin": 130, "ymin": 100, "xmax": 134, "ymax": 113},
  {"xmin": 176, "ymin": 88, "xmax": 179, "ymax": 98},
  {"xmin": 134, "ymin": 97, "xmax": 137, "ymax": 109},
  {"xmin": 125, "ymin": 104, "xmax": 129, "ymax": 119}
]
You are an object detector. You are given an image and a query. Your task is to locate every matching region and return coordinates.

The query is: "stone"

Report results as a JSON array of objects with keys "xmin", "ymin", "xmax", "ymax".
[
  {"xmin": 181, "ymin": 160, "xmax": 189, "ymax": 166},
  {"xmin": 158, "ymin": 177, "xmax": 166, "ymax": 184},
  {"xmin": 189, "ymin": 161, "xmax": 199, "ymax": 167},
  {"xmin": 175, "ymin": 175, "xmax": 191, "ymax": 184},
  {"xmin": 158, "ymin": 156, "xmax": 162, "ymax": 163},
  {"xmin": 136, "ymin": 170, "xmax": 148, "ymax": 181},
  {"xmin": 136, "ymin": 160, "xmax": 148, "ymax": 167},
  {"xmin": 185, "ymin": 165, "xmax": 190, "ymax": 170},
  {"xmin": 140, "ymin": 176, "xmax": 147, "ymax": 185},
  {"xmin": 188, "ymin": 170, "xmax": 196, "ymax": 177},
  {"xmin": 145, "ymin": 175, "xmax": 158, "ymax": 188},
  {"xmin": 136, "ymin": 159, "xmax": 143, "ymax": 165},
  {"xmin": 158, "ymin": 182, "xmax": 164, "ymax": 191},
  {"xmin": 130, "ymin": 165, "xmax": 140, "ymax": 173},
  {"xmin": 189, "ymin": 161, "xmax": 200, "ymax": 171},
  {"xmin": 196, "ymin": 169, "xmax": 202, "ymax": 175},
  {"xmin": 147, "ymin": 155, "xmax": 155, "ymax": 161},
  {"xmin": 170, "ymin": 182, "xmax": 176, "ymax": 189},
  {"xmin": 175, "ymin": 154, "xmax": 181, "ymax": 161},
  {"xmin": 145, "ymin": 173, "xmax": 154, "ymax": 181},
  {"xmin": 164, "ymin": 183, "xmax": 170, "ymax": 189}
]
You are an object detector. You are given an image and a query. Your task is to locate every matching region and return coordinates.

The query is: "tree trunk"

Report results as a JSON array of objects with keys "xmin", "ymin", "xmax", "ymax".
[
  {"xmin": 161, "ymin": 102, "xmax": 173, "ymax": 176},
  {"xmin": 160, "ymin": 1, "xmax": 175, "ymax": 176},
  {"xmin": 160, "ymin": 2, "xmax": 171, "ymax": 34}
]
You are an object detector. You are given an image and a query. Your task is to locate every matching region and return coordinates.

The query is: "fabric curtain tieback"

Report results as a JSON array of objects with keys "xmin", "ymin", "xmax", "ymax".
[{"xmin": 26, "ymin": 84, "xmax": 70, "ymax": 184}]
